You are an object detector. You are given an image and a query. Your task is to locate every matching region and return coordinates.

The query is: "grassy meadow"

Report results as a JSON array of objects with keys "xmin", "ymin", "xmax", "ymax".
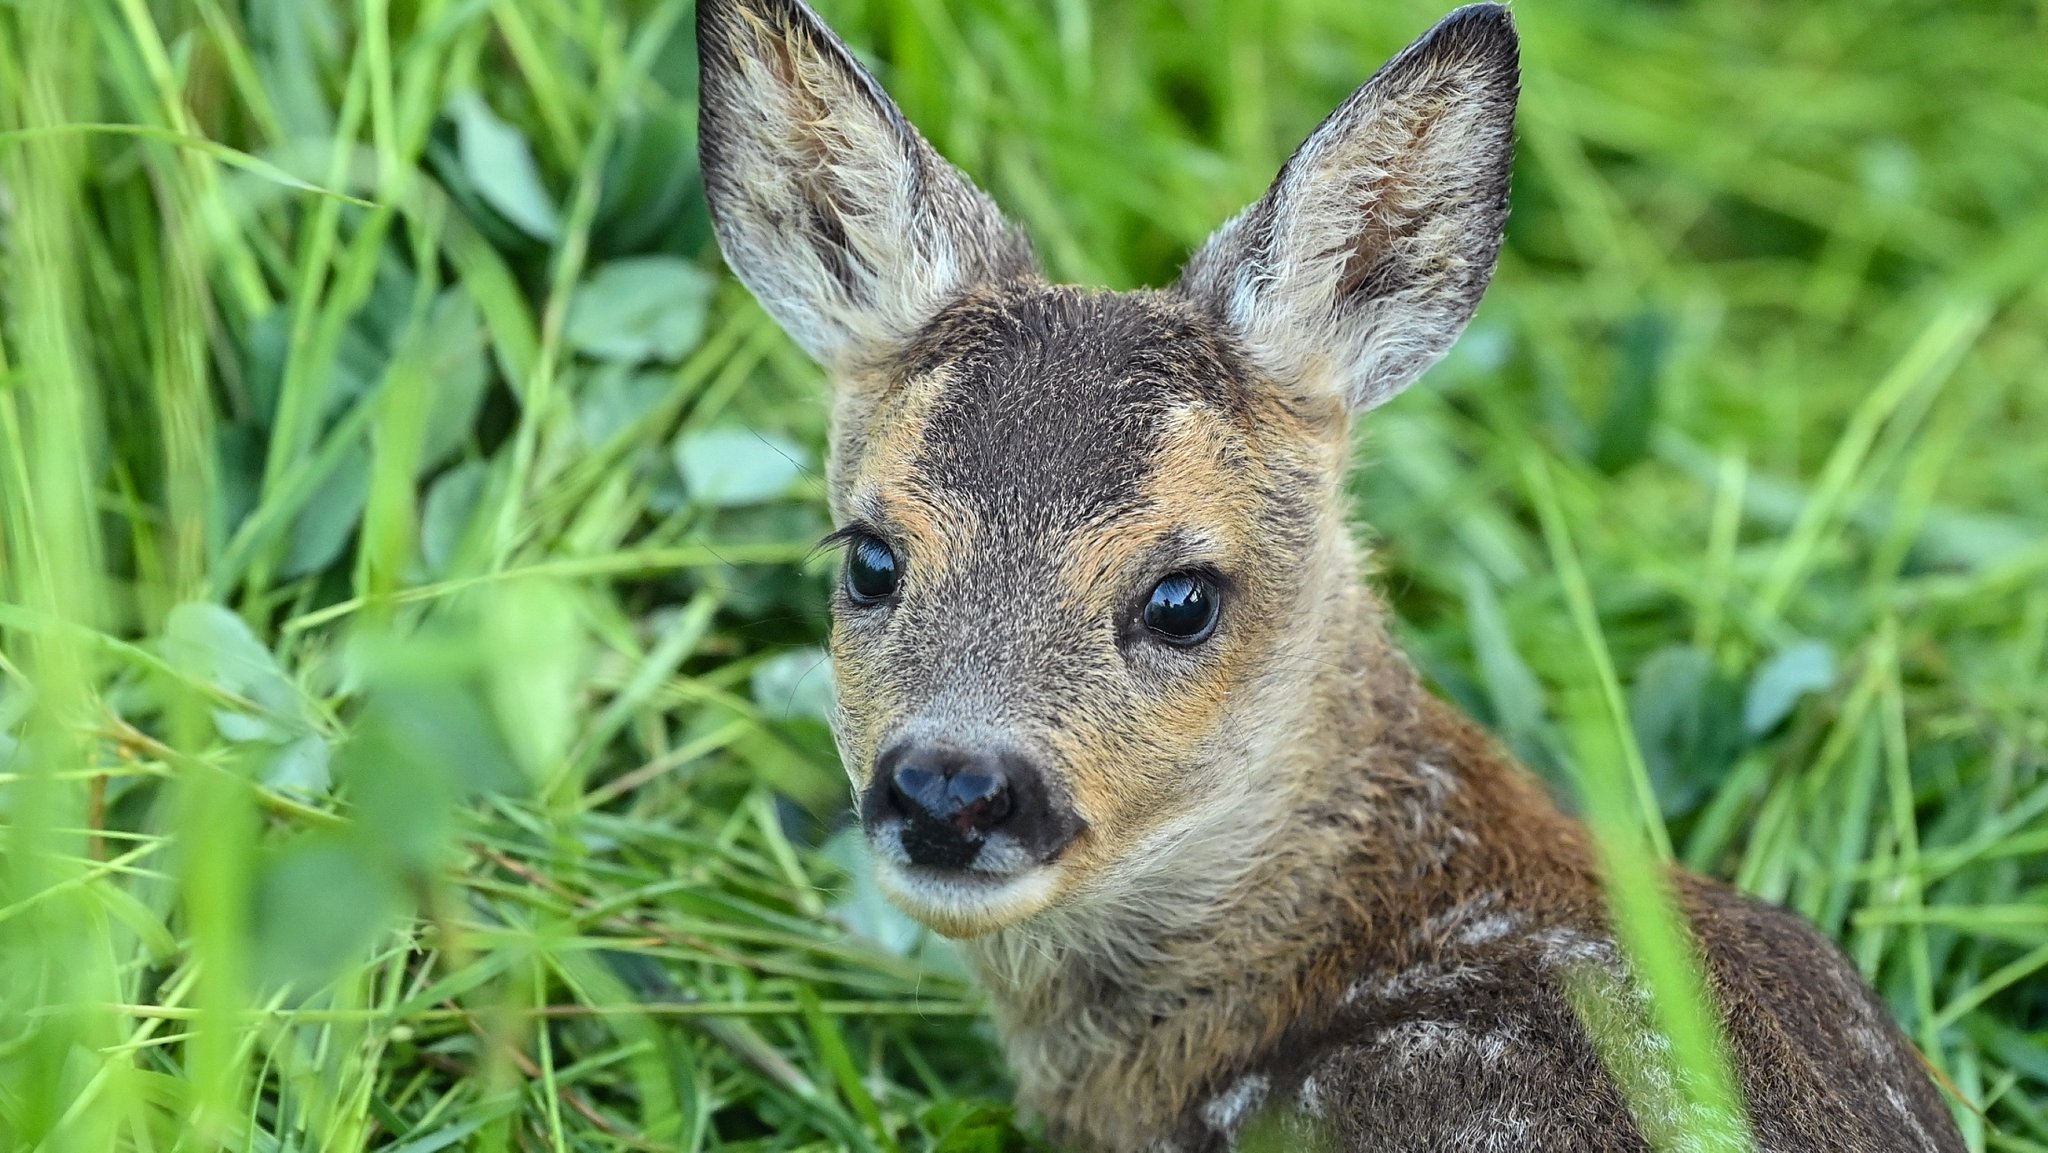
[{"xmin": 1, "ymin": 0, "xmax": 2045, "ymax": 1149}]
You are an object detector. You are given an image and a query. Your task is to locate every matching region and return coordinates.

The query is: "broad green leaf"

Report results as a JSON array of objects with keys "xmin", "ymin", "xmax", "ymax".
[
  {"xmin": 1743, "ymin": 640, "xmax": 1836, "ymax": 736},
  {"xmin": 212, "ymin": 709, "xmax": 295, "ymax": 744},
  {"xmin": 239, "ymin": 309, "xmax": 290, "ymax": 429},
  {"xmin": 419, "ymin": 460, "xmax": 490, "ymax": 579},
  {"xmin": 799, "ymin": 987, "xmax": 891, "ymax": 1145},
  {"xmin": 921, "ymin": 1100, "xmax": 1044, "ymax": 1153},
  {"xmin": 262, "ymin": 733, "xmax": 332, "ymax": 796},
  {"xmin": 674, "ymin": 426, "xmax": 810, "ymax": 508},
  {"xmin": 416, "ymin": 288, "xmax": 491, "ymax": 471},
  {"xmin": 1457, "ymin": 567, "xmax": 1568, "ymax": 785},
  {"xmin": 592, "ymin": 106, "xmax": 705, "ymax": 253},
  {"xmin": 822, "ymin": 828, "xmax": 928, "ymax": 959},
  {"xmin": 1427, "ymin": 315, "xmax": 1513, "ymax": 391},
  {"xmin": 576, "ymin": 361, "xmax": 673, "ymax": 448},
  {"xmin": 565, "ymin": 256, "xmax": 715, "ymax": 363},
  {"xmin": 733, "ymin": 724, "xmax": 843, "ymax": 814},
  {"xmin": 1461, "ymin": 568, "xmax": 1546, "ymax": 737},
  {"xmin": 162, "ymin": 602, "xmax": 301, "ymax": 718},
  {"xmin": 91, "ymin": 878, "xmax": 179, "ymax": 963},
  {"xmin": 448, "ymin": 91, "xmax": 562, "ymax": 241},
  {"xmin": 250, "ymin": 835, "xmax": 404, "ymax": 991},
  {"xmin": 1631, "ymin": 644, "xmax": 1746, "ymax": 819},
  {"xmin": 751, "ymin": 647, "xmax": 836, "ymax": 725},
  {"xmin": 282, "ymin": 440, "xmax": 371, "ymax": 578},
  {"xmin": 246, "ymin": 0, "xmax": 338, "ymax": 137},
  {"xmin": 343, "ymin": 679, "xmax": 517, "ymax": 872},
  {"xmin": 214, "ymin": 422, "xmax": 265, "ymax": 545}
]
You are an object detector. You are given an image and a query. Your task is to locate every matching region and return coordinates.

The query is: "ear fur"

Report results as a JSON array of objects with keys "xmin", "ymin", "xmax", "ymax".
[
  {"xmin": 1176, "ymin": 4, "xmax": 1520, "ymax": 412},
  {"xmin": 696, "ymin": 0, "xmax": 1037, "ymax": 367}
]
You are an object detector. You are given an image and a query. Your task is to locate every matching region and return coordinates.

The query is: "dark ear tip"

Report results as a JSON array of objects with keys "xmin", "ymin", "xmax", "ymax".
[
  {"xmin": 1436, "ymin": 3, "xmax": 1517, "ymax": 36},
  {"xmin": 695, "ymin": 0, "xmax": 741, "ymax": 58},
  {"xmin": 1423, "ymin": 3, "xmax": 1521, "ymax": 69}
]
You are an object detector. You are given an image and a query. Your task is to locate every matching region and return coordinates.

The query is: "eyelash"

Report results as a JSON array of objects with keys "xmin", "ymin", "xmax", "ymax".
[{"xmin": 818, "ymin": 523, "xmax": 879, "ymax": 554}]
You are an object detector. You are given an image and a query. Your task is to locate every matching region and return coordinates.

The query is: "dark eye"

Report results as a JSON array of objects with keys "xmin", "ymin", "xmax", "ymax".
[
  {"xmin": 844, "ymin": 535, "xmax": 900, "ymax": 605},
  {"xmin": 1141, "ymin": 572, "xmax": 1219, "ymax": 645}
]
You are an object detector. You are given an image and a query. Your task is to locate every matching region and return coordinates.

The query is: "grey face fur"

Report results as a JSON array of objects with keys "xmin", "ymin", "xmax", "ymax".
[{"xmin": 698, "ymin": 0, "xmax": 1519, "ymax": 936}]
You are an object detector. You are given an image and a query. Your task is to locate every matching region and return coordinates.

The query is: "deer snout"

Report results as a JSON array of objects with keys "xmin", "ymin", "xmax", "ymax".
[
  {"xmin": 862, "ymin": 739, "xmax": 1081, "ymax": 872},
  {"xmin": 890, "ymin": 757, "xmax": 1012, "ymax": 837}
]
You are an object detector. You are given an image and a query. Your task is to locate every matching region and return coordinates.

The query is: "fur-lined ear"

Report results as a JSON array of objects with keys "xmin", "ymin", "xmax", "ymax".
[
  {"xmin": 697, "ymin": 0, "xmax": 1037, "ymax": 368},
  {"xmin": 1176, "ymin": 4, "xmax": 1519, "ymax": 413}
]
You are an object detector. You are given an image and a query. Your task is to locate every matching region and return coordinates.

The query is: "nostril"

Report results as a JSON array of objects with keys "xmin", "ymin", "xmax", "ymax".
[
  {"xmin": 945, "ymin": 771, "xmax": 1010, "ymax": 832},
  {"xmin": 867, "ymin": 739, "xmax": 1075, "ymax": 871},
  {"xmin": 889, "ymin": 764, "xmax": 950, "ymax": 821},
  {"xmin": 886, "ymin": 754, "xmax": 1015, "ymax": 835}
]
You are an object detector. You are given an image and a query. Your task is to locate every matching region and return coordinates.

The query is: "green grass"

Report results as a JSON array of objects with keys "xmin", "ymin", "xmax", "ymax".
[{"xmin": 1, "ymin": 0, "xmax": 2044, "ymax": 1150}]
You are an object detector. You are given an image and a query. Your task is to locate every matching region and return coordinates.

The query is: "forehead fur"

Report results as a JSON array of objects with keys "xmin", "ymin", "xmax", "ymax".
[{"xmin": 866, "ymin": 282, "xmax": 1281, "ymax": 526}]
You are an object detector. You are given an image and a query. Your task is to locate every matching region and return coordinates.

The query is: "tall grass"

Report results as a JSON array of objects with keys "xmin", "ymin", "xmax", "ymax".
[{"xmin": 0, "ymin": 0, "xmax": 2042, "ymax": 1150}]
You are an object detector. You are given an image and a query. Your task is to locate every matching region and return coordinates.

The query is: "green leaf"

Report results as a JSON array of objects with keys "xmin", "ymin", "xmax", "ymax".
[
  {"xmin": 481, "ymin": 579, "xmax": 588, "ymax": 790},
  {"xmin": 1743, "ymin": 640, "xmax": 1836, "ymax": 736},
  {"xmin": 419, "ymin": 460, "xmax": 489, "ymax": 578},
  {"xmin": 416, "ymin": 288, "xmax": 491, "ymax": 471},
  {"xmin": 565, "ymin": 256, "xmax": 715, "ymax": 363},
  {"xmin": 822, "ymin": 828, "xmax": 948, "ymax": 963},
  {"xmin": 1458, "ymin": 567, "xmax": 1568, "ymax": 786},
  {"xmin": 673, "ymin": 426, "xmax": 810, "ymax": 508},
  {"xmin": 213, "ymin": 709, "xmax": 294, "ymax": 744},
  {"xmin": 282, "ymin": 439, "xmax": 370, "ymax": 578},
  {"xmin": 1461, "ymin": 568, "xmax": 1546, "ymax": 737},
  {"xmin": 1630, "ymin": 644, "xmax": 1746, "ymax": 818},
  {"xmin": 239, "ymin": 309, "xmax": 290, "ymax": 430},
  {"xmin": 262, "ymin": 733, "xmax": 332, "ymax": 796},
  {"xmin": 576, "ymin": 362, "xmax": 672, "ymax": 448},
  {"xmin": 448, "ymin": 91, "xmax": 561, "ymax": 241},
  {"xmin": 592, "ymin": 105, "xmax": 705, "ymax": 253},
  {"xmin": 752, "ymin": 647, "xmax": 836, "ymax": 725},
  {"xmin": 161, "ymin": 602, "xmax": 301, "ymax": 718},
  {"xmin": 343, "ymin": 677, "xmax": 520, "ymax": 873},
  {"xmin": 215, "ymin": 422, "xmax": 265, "ymax": 543},
  {"xmin": 799, "ymin": 987, "xmax": 893, "ymax": 1147},
  {"xmin": 250, "ymin": 835, "xmax": 404, "ymax": 991},
  {"xmin": 922, "ymin": 1100, "xmax": 1044, "ymax": 1153}
]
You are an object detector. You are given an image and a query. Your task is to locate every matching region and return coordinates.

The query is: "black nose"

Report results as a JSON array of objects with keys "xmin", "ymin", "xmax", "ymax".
[
  {"xmin": 890, "ymin": 759, "xmax": 1012, "ymax": 835},
  {"xmin": 865, "ymin": 741, "xmax": 1056, "ymax": 869}
]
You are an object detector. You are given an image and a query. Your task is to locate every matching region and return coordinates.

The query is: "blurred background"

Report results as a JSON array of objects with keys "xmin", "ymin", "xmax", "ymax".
[{"xmin": 0, "ymin": 0, "xmax": 2042, "ymax": 1149}]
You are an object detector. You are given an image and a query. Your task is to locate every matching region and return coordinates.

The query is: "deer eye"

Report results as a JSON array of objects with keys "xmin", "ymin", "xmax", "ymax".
[
  {"xmin": 844, "ymin": 535, "xmax": 900, "ymax": 604},
  {"xmin": 1141, "ymin": 572, "xmax": 1219, "ymax": 645}
]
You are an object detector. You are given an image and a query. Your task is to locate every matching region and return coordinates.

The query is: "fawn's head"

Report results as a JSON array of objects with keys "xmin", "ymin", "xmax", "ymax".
[{"xmin": 699, "ymin": 0, "xmax": 1517, "ymax": 938}]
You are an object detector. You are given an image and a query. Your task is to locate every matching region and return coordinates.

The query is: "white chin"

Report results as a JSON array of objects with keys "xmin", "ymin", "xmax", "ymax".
[{"xmin": 871, "ymin": 858, "xmax": 1060, "ymax": 937}]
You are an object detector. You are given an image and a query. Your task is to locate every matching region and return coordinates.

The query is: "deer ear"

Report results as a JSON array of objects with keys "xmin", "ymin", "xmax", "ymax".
[
  {"xmin": 1176, "ymin": 4, "xmax": 1519, "ymax": 413},
  {"xmin": 697, "ymin": 0, "xmax": 1037, "ymax": 368}
]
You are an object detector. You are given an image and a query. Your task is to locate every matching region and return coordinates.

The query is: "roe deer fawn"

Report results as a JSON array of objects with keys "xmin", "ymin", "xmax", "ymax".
[{"xmin": 695, "ymin": 1, "xmax": 1966, "ymax": 1148}]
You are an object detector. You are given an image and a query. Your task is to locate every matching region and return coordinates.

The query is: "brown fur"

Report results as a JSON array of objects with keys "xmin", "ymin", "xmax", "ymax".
[{"xmin": 696, "ymin": 2, "xmax": 1966, "ymax": 1149}]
